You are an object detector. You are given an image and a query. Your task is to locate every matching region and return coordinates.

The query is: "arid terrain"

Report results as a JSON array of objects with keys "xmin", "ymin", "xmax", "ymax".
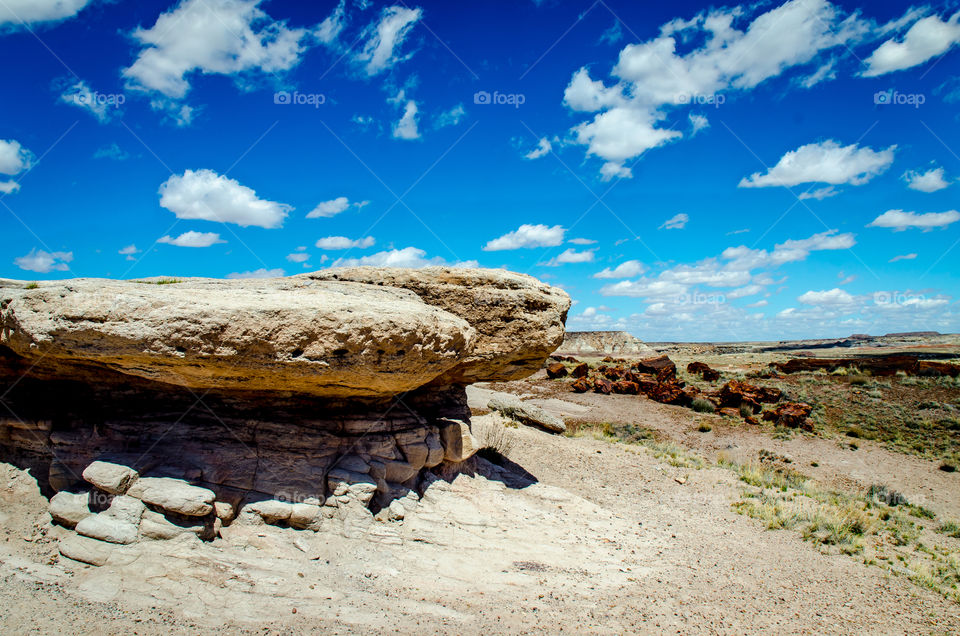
[{"xmin": 1, "ymin": 323, "xmax": 959, "ymax": 633}]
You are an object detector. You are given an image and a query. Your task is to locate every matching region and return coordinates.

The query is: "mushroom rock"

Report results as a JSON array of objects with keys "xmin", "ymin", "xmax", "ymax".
[{"xmin": 0, "ymin": 269, "xmax": 570, "ymax": 552}]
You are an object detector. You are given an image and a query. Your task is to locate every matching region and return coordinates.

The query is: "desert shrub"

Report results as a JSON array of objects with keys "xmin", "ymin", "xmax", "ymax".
[
  {"xmin": 831, "ymin": 367, "xmax": 849, "ymax": 376},
  {"xmin": 739, "ymin": 403, "xmax": 754, "ymax": 418},
  {"xmin": 867, "ymin": 484, "xmax": 909, "ymax": 507},
  {"xmin": 849, "ymin": 375, "xmax": 869, "ymax": 386},
  {"xmin": 691, "ymin": 397, "xmax": 715, "ymax": 413},
  {"xmin": 697, "ymin": 423, "xmax": 712, "ymax": 433},
  {"xmin": 937, "ymin": 521, "xmax": 960, "ymax": 538},
  {"xmin": 24, "ymin": 282, "xmax": 39, "ymax": 289},
  {"xmin": 940, "ymin": 463, "xmax": 957, "ymax": 473}
]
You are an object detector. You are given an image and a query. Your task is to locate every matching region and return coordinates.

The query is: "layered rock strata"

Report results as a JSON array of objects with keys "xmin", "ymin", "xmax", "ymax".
[{"xmin": 0, "ymin": 268, "xmax": 569, "ymax": 559}]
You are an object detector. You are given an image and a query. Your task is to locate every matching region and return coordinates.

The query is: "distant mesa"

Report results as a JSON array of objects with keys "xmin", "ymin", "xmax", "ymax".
[{"xmin": 556, "ymin": 330, "xmax": 656, "ymax": 358}]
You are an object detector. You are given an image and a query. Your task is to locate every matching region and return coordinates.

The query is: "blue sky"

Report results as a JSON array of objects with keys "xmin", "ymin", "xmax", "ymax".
[{"xmin": 1, "ymin": 0, "xmax": 958, "ymax": 341}]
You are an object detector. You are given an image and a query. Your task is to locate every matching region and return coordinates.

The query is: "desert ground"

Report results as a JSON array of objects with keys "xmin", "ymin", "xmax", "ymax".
[{"xmin": 1, "ymin": 333, "xmax": 959, "ymax": 634}]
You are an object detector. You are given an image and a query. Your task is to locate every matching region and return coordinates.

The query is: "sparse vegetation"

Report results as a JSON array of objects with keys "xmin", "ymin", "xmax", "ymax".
[
  {"xmin": 24, "ymin": 282, "xmax": 39, "ymax": 289},
  {"xmin": 691, "ymin": 397, "xmax": 715, "ymax": 414},
  {"xmin": 697, "ymin": 423, "xmax": 712, "ymax": 433},
  {"xmin": 725, "ymin": 460, "xmax": 960, "ymax": 602}
]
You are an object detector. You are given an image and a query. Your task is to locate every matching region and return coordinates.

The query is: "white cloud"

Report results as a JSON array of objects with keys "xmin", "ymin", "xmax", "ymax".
[
  {"xmin": 903, "ymin": 167, "xmax": 951, "ymax": 193},
  {"xmin": 798, "ymin": 185, "xmax": 839, "ymax": 200},
  {"xmin": 889, "ymin": 253, "xmax": 917, "ymax": 263},
  {"xmin": 353, "ymin": 5, "xmax": 422, "ymax": 76},
  {"xmin": 392, "ymin": 99, "xmax": 420, "ymax": 140},
  {"xmin": 689, "ymin": 113, "xmax": 709, "ymax": 135},
  {"xmin": 159, "ymin": 169, "xmax": 291, "ymax": 228},
  {"xmin": 331, "ymin": 246, "xmax": 474, "ymax": 268},
  {"xmin": 286, "ymin": 252, "xmax": 310, "ymax": 263},
  {"xmin": 436, "ymin": 103, "xmax": 465, "ymax": 128},
  {"xmin": 227, "ymin": 268, "xmax": 285, "ymax": 279},
  {"xmin": 868, "ymin": 209, "xmax": 960, "ymax": 231},
  {"xmin": 58, "ymin": 79, "xmax": 120, "ymax": 122},
  {"xmin": 799, "ymin": 59, "xmax": 837, "ymax": 87},
  {"xmin": 13, "ymin": 249, "xmax": 73, "ymax": 273},
  {"xmin": 0, "ymin": 139, "xmax": 32, "ymax": 194},
  {"xmin": 545, "ymin": 248, "xmax": 595, "ymax": 266},
  {"xmin": 483, "ymin": 224, "xmax": 565, "ymax": 251},
  {"xmin": 118, "ymin": 244, "xmax": 140, "ymax": 261},
  {"xmin": 306, "ymin": 196, "xmax": 368, "ymax": 218},
  {"xmin": 0, "ymin": 0, "xmax": 92, "ymax": 27},
  {"xmin": 798, "ymin": 288, "xmax": 855, "ymax": 305},
  {"xmin": 123, "ymin": 0, "xmax": 309, "ymax": 100},
  {"xmin": 524, "ymin": 137, "xmax": 552, "ymax": 160},
  {"xmin": 564, "ymin": 0, "xmax": 873, "ymax": 178},
  {"xmin": 863, "ymin": 12, "xmax": 960, "ymax": 77},
  {"xmin": 315, "ymin": 236, "xmax": 376, "ymax": 250},
  {"xmin": 569, "ymin": 238, "xmax": 597, "ymax": 245},
  {"xmin": 660, "ymin": 213, "xmax": 688, "ymax": 230},
  {"xmin": 157, "ymin": 231, "xmax": 225, "ymax": 248},
  {"xmin": 593, "ymin": 260, "xmax": 645, "ymax": 279},
  {"xmin": 739, "ymin": 140, "xmax": 895, "ymax": 188}
]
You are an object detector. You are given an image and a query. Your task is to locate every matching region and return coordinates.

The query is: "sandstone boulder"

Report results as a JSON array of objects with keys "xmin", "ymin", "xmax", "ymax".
[
  {"xmin": 303, "ymin": 267, "xmax": 571, "ymax": 385},
  {"xmin": 127, "ymin": 478, "xmax": 215, "ymax": 517},
  {"xmin": 82, "ymin": 461, "xmax": 138, "ymax": 495},
  {"xmin": 687, "ymin": 361, "xmax": 720, "ymax": 381},
  {"xmin": 438, "ymin": 419, "xmax": 479, "ymax": 462},
  {"xmin": 49, "ymin": 491, "xmax": 92, "ymax": 528},
  {"xmin": 634, "ymin": 355, "xmax": 677, "ymax": 380}
]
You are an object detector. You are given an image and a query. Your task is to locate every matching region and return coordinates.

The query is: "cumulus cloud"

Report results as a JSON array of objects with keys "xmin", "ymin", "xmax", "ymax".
[
  {"xmin": 0, "ymin": 0, "xmax": 92, "ymax": 27},
  {"xmin": 306, "ymin": 196, "xmax": 368, "ymax": 219},
  {"xmin": 903, "ymin": 167, "xmax": 951, "ymax": 193},
  {"xmin": 0, "ymin": 138, "xmax": 33, "ymax": 194},
  {"xmin": 331, "ymin": 246, "xmax": 476, "ymax": 268},
  {"xmin": 868, "ymin": 209, "xmax": 960, "ymax": 231},
  {"xmin": 353, "ymin": 6, "xmax": 422, "ymax": 76},
  {"xmin": 227, "ymin": 268, "xmax": 285, "ymax": 279},
  {"xmin": 123, "ymin": 0, "xmax": 313, "ymax": 115},
  {"xmin": 890, "ymin": 253, "xmax": 917, "ymax": 262},
  {"xmin": 593, "ymin": 260, "xmax": 645, "ymax": 279},
  {"xmin": 798, "ymin": 288, "xmax": 855, "ymax": 305},
  {"xmin": 601, "ymin": 229, "xmax": 855, "ymax": 301},
  {"xmin": 13, "ymin": 249, "xmax": 73, "ymax": 273},
  {"xmin": 525, "ymin": 137, "xmax": 552, "ymax": 160},
  {"xmin": 286, "ymin": 252, "xmax": 310, "ymax": 263},
  {"xmin": 563, "ymin": 0, "xmax": 873, "ymax": 179},
  {"xmin": 739, "ymin": 140, "xmax": 895, "ymax": 188},
  {"xmin": 159, "ymin": 169, "xmax": 291, "ymax": 228},
  {"xmin": 660, "ymin": 213, "xmax": 688, "ymax": 230},
  {"xmin": 315, "ymin": 236, "xmax": 375, "ymax": 250},
  {"xmin": 863, "ymin": 12, "xmax": 960, "ymax": 76},
  {"xmin": 483, "ymin": 224, "xmax": 565, "ymax": 251},
  {"xmin": 544, "ymin": 248, "xmax": 595, "ymax": 266},
  {"xmin": 118, "ymin": 244, "xmax": 140, "ymax": 261},
  {"xmin": 392, "ymin": 99, "xmax": 420, "ymax": 140},
  {"xmin": 157, "ymin": 231, "xmax": 225, "ymax": 247}
]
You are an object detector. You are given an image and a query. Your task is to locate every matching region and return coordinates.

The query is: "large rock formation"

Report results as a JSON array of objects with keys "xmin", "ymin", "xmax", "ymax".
[{"xmin": 0, "ymin": 268, "xmax": 569, "ymax": 558}]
